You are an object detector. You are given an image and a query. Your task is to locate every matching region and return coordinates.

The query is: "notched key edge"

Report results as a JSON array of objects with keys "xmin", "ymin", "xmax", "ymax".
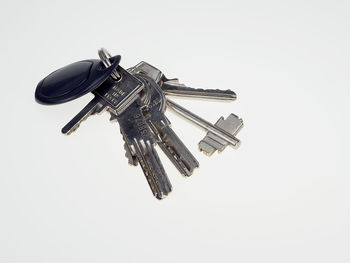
[
  {"xmin": 149, "ymin": 121, "xmax": 199, "ymax": 177},
  {"xmin": 133, "ymin": 139, "xmax": 172, "ymax": 200},
  {"xmin": 61, "ymin": 97, "xmax": 105, "ymax": 135}
]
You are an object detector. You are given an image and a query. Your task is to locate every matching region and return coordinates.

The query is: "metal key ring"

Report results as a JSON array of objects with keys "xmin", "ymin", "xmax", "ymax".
[{"xmin": 98, "ymin": 48, "xmax": 121, "ymax": 81}]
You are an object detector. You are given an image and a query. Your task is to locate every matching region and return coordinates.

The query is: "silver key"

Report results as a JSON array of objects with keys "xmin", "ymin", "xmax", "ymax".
[
  {"xmin": 129, "ymin": 61, "xmax": 236, "ymax": 101},
  {"xmin": 166, "ymin": 99, "xmax": 241, "ymax": 147},
  {"xmin": 61, "ymin": 96, "xmax": 106, "ymax": 134},
  {"xmin": 110, "ymin": 98, "xmax": 172, "ymax": 199},
  {"xmin": 162, "ymin": 79, "xmax": 236, "ymax": 101},
  {"xmin": 135, "ymin": 73, "xmax": 199, "ymax": 177},
  {"xmin": 199, "ymin": 114, "xmax": 243, "ymax": 155}
]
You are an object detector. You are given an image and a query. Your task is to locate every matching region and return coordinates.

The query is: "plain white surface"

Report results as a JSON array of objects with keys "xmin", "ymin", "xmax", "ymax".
[{"xmin": 1, "ymin": 0, "xmax": 350, "ymax": 262}]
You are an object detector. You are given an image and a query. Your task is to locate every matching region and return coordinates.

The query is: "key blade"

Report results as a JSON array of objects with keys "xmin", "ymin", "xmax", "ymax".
[
  {"xmin": 166, "ymin": 99, "xmax": 240, "ymax": 147},
  {"xmin": 116, "ymin": 99, "xmax": 172, "ymax": 199},
  {"xmin": 132, "ymin": 138, "xmax": 172, "ymax": 199},
  {"xmin": 162, "ymin": 81, "xmax": 237, "ymax": 101},
  {"xmin": 148, "ymin": 120, "xmax": 199, "ymax": 177},
  {"xmin": 134, "ymin": 73, "xmax": 199, "ymax": 177},
  {"xmin": 61, "ymin": 97, "xmax": 104, "ymax": 135},
  {"xmin": 158, "ymin": 126, "xmax": 199, "ymax": 177}
]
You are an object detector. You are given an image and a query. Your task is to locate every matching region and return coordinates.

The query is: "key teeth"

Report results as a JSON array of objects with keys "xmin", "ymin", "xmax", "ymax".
[
  {"xmin": 123, "ymin": 140, "xmax": 138, "ymax": 166},
  {"xmin": 155, "ymin": 125, "xmax": 199, "ymax": 177},
  {"xmin": 141, "ymin": 140, "xmax": 172, "ymax": 199},
  {"xmin": 62, "ymin": 111, "xmax": 93, "ymax": 135},
  {"xmin": 118, "ymin": 126, "xmax": 138, "ymax": 166},
  {"xmin": 61, "ymin": 102, "xmax": 104, "ymax": 135}
]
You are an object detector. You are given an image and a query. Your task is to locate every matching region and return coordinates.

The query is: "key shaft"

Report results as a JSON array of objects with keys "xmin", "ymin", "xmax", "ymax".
[
  {"xmin": 167, "ymin": 99, "xmax": 240, "ymax": 147},
  {"xmin": 112, "ymin": 98, "xmax": 172, "ymax": 199},
  {"xmin": 129, "ymin": 61, "xmax": 237, "ymax": 101},
  {"xmin": 135, "ymin": 74, "xmax": 199, "ymax": 177},
  {"xmin": 61, "ymin": 97, "xmax": 105, "ymax": 134},
  {"xmin": 162, "ymin": 81, "xmax": 237, "ymax": 101},
  {"xmin": 156, "ymin": 125, "xmax": 199, "ymax": 176}
]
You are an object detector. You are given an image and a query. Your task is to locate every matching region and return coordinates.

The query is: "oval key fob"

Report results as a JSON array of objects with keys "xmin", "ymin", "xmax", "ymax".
[{"xmin": 35, "ymin": 55, "xmax": 121, "ymax": 105}]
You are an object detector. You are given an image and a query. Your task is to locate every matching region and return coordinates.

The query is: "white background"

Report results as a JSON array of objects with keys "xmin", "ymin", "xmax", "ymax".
[{"xmin": 0, "ymin": 0, "xmax": 349, "ymax": 262}]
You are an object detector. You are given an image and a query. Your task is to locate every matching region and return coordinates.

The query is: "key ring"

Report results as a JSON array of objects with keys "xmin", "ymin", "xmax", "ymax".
[{"xmin": 98, "ymin": 48, "xmax": 121, "ymax": 81}]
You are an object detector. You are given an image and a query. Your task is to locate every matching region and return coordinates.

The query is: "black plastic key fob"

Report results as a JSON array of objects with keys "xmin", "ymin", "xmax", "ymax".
[{"xmin": 35, "ymin": 55, "xmax": 121, "ymax": 105}]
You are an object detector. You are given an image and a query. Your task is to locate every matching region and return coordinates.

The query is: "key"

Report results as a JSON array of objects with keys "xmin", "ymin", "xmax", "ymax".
[
  {"xmin": 134, "ymin": 73, "xmax": 199, "ymax": 177},
  {"xmin": 199, "ymin": 114, "xmax": 243, "ymax": 156},
  {"xmin": 110, "ymin": 98, "xmax": 172, "ymax": 199},
  {"xmin": 129, "ymin": 61, "xmax": 236, "ymax": 101},
  {"xmin": 61, "ymin": 96, "xmax": 105, "ymax": 134},
  {"xmin": 62, "ymin": 49, "xmax": 144, "ymax": 134},
  {"xmin": 166, "ymin": 99, "xmax": 241, "ymax": 147},
  {"xmin": 161, "ymin": 79, "xmax": 236, "ymax": 101}
]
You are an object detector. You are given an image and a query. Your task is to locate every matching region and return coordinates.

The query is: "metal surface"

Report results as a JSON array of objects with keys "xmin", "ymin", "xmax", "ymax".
[
  {"xmin": 166, "ymin": 99, "xmax": 240, "ymax": 147},
  {"xmin": 98, "ymin": 48, "xmax": 121, "ymax": 80},
  {"xmin": 135, "ymin": 73, "xmax": 199, "ymax": 177},
  {"xmin": 129, "ymin": 61, "xmax": 236, "ymax": 100},
  {"xmin": 199, "ymin": 114, "xmax": 243, "ymax": 155},
  {"xmin": 93, "ymin": 67, "xmax": 144, "ymax": 115},
  {"xmin": 61, "ymin": 97, "xmax": 105, "ymax": 135},
  {"xmin": 110, "ymin": 98, "xmax": 172, "ymax": 200},
  {"xmin": 162, "ymin": 80, "xmax": 236, "ymax": 100}
]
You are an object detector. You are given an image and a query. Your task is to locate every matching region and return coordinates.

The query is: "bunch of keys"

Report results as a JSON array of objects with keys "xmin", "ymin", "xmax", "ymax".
[{"xmin": 35, "ymin": 48, "xmax": 244, "ymax": 199}]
